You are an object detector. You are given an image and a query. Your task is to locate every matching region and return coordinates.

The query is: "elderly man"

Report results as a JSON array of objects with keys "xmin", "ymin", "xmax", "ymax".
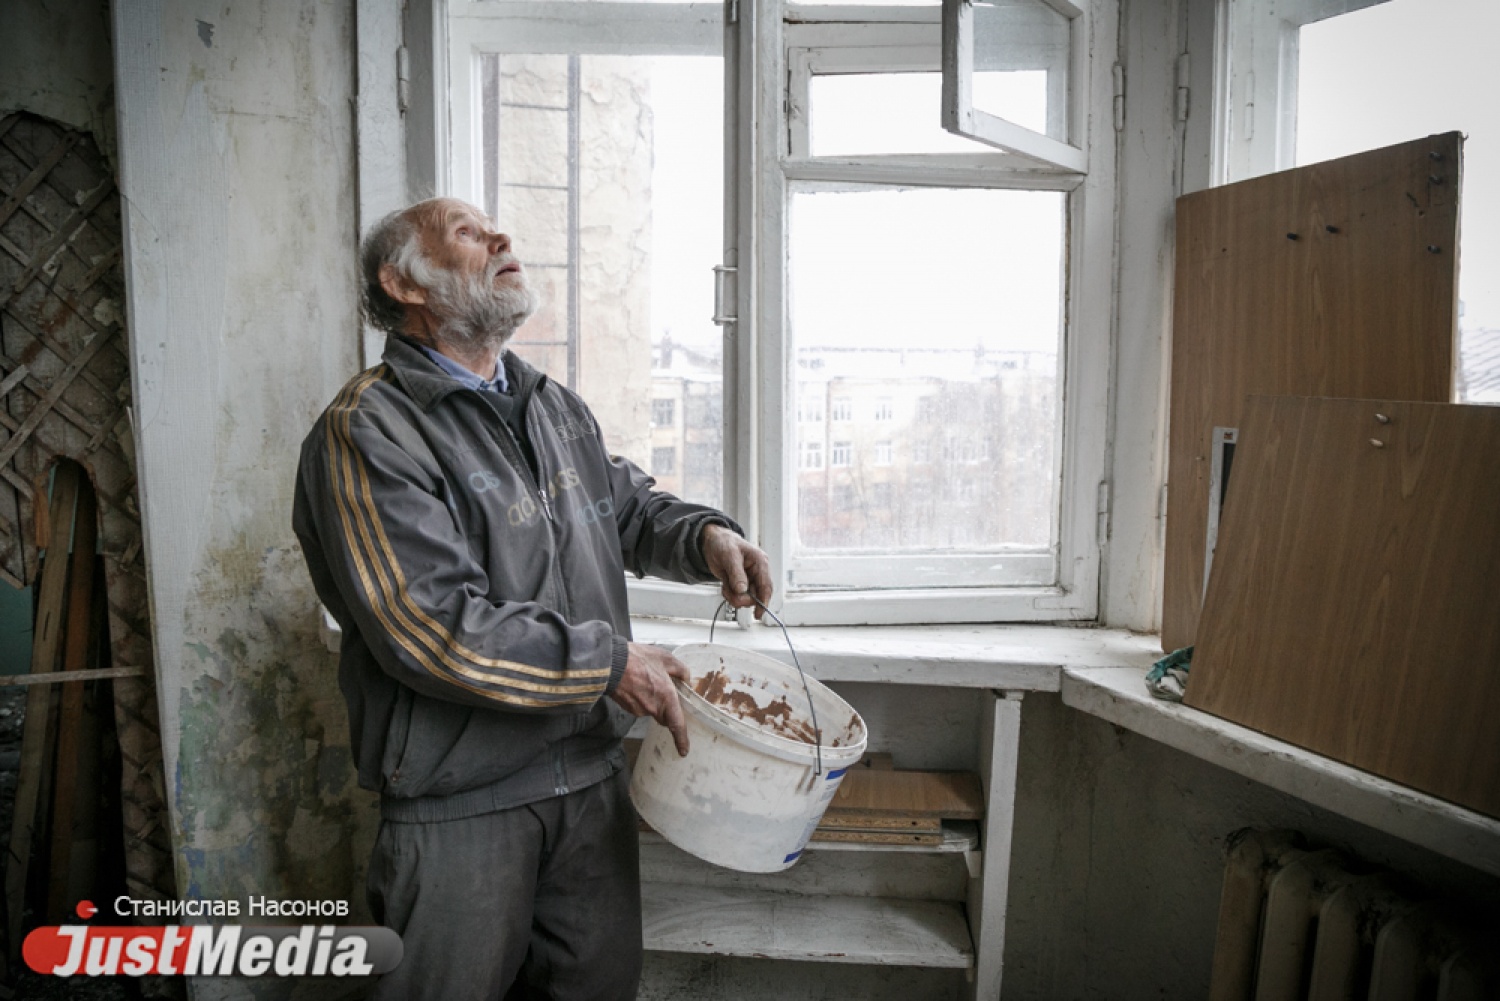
[{"xmin": 293, "ymin": 197, "xmax": 771, "ymax": 1000}]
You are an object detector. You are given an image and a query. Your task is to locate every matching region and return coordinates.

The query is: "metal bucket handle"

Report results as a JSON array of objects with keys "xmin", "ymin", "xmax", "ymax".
[{"xmin": 709, "ymin": 598, "xmax": 824, "ymax": 776}]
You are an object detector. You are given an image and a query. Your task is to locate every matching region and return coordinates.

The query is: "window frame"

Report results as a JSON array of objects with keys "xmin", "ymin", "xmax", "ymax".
[
  {"xmin": 446, "ymin": 2, "xmax": 725, "ymax": 201},
  {"xmin": 1213, "ymin": 0, "xmax": 1391, "ymax": 184},
  {"xmin": 434, "ymin": 0, "xmax": 1116, "ymax": 626},
  {"xmin": 752, "ymin": 2, "xmax": 1115, "ymax": 624},
  {"xmin": 940, "ymin": 0, "xmax": 1089, "ymax": 172},
  {"xmin": 651, "ymin": 398, "xmax": 677, "ymax": 428}
]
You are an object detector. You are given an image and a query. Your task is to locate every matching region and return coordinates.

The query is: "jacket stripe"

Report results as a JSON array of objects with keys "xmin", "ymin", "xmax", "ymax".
[
  {"xmin": 326, "ymin": 370, "xmax": 574, "ymax": 706},
  {"xmin": 328, "ymin": 368, "xmax": 604, "ymax": 704},
  {"xmin": 324, "ymin": 367, "xmax": 607, "ymax": 707}
]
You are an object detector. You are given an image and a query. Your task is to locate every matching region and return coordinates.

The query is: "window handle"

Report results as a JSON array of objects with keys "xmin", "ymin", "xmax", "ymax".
[{"xmin": 712, "ymin": 265, "xmax": 737, "ymax": 325}]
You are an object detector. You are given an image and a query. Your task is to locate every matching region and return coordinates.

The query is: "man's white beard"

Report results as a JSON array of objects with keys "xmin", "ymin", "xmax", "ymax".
[{"xmin": 425, "ymin": 259, "xmax": 539, "ymax": 355}]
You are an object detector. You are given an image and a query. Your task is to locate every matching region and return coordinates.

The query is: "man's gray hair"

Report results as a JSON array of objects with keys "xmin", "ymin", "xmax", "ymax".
[{"xmin": 360, "ymin": 207, "xmax": 440, "ymax": 335}]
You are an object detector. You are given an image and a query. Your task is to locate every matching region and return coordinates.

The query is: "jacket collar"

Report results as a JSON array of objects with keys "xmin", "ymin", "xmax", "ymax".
[{"xmin": 382, "ymin": 334, "xmax": 548, "ymax": 412}]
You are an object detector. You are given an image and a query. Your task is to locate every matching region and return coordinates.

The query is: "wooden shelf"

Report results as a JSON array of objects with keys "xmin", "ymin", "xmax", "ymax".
[
  {"xmin": 807, "ymin": 821, "xmax": 979, "ymax": 854},
  {"xmin": 639, "ymin": 822, "xmax": 978, "ymax": 856},
  {"xmin": 641, "ymin": 882, "xmax": 973, "ymax": 968}
]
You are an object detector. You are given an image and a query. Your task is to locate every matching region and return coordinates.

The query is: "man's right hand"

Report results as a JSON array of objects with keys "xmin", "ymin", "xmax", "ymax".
[{"xmin": 610, "ymin": 643, "xmax": 691, "ymax": 757}]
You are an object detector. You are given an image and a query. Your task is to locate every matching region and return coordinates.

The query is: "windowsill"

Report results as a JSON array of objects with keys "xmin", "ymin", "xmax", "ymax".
[
  {"xmin": 319, "ymin": 608, "xmax": 1499, "ymax": 876},
  {"xmin": 630, "ymin": 617, "xmax": 1161, "ymax": 691},
  {"xmin": 1060, "ymin": 666, "xmax": 1500, "ymax": 879}
]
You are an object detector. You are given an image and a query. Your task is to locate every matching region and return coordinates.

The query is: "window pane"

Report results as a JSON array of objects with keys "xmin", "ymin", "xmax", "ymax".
[
  {"xmin": 1297, "ymin": 0, "xmax": 1500, "ymax": 403},
  {"xmin": 971, "ymin": 0, "xmax": 1069, "ymax": 141},
  {"xmin": 810, "ymin": 73, "xmax": 1005, "ymax": 157},
  {"xmin": 789, "ymin": 187, "xmax": 1063, "ymax": 555},
  {"xmin": 483, "ymin": 55, "xmax": 725, "ymax": 506}
]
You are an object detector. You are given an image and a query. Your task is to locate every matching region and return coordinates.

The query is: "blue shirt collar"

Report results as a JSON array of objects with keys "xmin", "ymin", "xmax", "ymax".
[{"xmin": 415, "ymin": 343, "xmax": 509, "ymax": 394}]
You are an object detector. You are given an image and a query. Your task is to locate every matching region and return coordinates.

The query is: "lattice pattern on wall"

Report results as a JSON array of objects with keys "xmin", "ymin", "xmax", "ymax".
[{"xmin": 0, "ymin": 112, "xmax": 176, "ymax": 909}]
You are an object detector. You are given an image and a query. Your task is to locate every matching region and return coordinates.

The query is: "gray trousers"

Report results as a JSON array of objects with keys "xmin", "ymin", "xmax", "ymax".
[{"xmin": 367, "ymin": 769, "xmax": 642, "ymax": 1001}]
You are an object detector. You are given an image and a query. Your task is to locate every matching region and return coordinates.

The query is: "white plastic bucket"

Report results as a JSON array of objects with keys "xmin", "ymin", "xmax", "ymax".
[{"xmin": 629, "ymin": 642, "xmax": 867, "ymax": 872}]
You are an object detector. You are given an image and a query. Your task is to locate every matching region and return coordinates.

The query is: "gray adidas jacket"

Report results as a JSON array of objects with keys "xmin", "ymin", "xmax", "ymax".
[{"xmin": 293, "ymin": 336, "xmax": 736, "ymax": 822}]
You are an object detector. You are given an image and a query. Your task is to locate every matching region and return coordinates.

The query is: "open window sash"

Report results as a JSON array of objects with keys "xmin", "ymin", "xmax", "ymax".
[{"xmin": 941, "ymin": 0, "xmax": 1087, "ymax": 173}]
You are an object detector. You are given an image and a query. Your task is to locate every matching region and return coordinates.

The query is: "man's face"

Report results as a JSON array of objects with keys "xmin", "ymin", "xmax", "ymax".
[
  {"xmin": 408, "ymin": 198, "xmax": 538, "ymax": 350},
  {"xmin": 417, "ymin": 199, "xmax": 523, "ymax": 287}
]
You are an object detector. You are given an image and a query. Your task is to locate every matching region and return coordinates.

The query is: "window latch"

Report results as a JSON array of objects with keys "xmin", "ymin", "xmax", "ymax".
[
  {"xmin": 712, "ymin": 265, "xmax": 737, "ymax": 325},
  {"xmin": 397, "ymin": 47, "xmax": 410, "ymax": 114}
]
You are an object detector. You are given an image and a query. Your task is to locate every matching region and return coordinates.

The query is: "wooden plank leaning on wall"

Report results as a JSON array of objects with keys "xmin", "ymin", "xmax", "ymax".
[
  {"xmin": 1187, "ymin": 396, "xmax": 1500, "ymax": 820},
  {"xmin": 1163, "ymin": 133, "xmax": 1462, "ymax": 652}
]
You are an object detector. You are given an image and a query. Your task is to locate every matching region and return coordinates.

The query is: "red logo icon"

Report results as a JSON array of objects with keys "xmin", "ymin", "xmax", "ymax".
[{"xmin": 75, "ymin": 901, "xmax": 97, "ymax": 920}]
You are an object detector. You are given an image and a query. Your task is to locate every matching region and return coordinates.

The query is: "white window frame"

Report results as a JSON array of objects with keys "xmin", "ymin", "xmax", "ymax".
[
  {"xmin": 1214, "ymin": 0, "xmax": 1392, "ymax": 184},
  {"xmin": 940, "ymin": 0, "xmax": 1088, "ymax": 172},
  {"xmin": 431, "ymin": 0, "xmax": 1114, "ymax": 625},
  {"xmin": 753, "ymin": 2, "xmax": 1113, "ymax": 622},
  {"xmin": 446, "ymin": 2, "xmax": 724, "ymax": 201}
]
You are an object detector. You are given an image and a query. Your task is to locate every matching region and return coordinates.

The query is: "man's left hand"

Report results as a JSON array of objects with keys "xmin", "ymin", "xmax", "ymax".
[{"xmin": 700, "ymin": 524, "xmax": 773, "ymax": 620}]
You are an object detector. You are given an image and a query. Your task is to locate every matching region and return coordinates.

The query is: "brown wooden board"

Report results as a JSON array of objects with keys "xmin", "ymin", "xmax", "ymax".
[
  {"xmin": 1164, "ymin": 134, "xmax": 1460, "ymax": 652},
  {"xmin": 47, "ymin": 476, "xmax": 97, "ymax": 922},
  {"xmin": 818, "ymin": 810, "xmax": 942, "ymax": 833},
  {"xmin": 808, "ymin": 830, "xmax": 944, "ymax": 847},
  {"xmin": 829, "ymin": 770, "xmax": 983, "ymax": 820},
  {"xmin": 6, "ymin": 462, "xmax": 76, "ymax": 959},
  {"xmin": 1186, "ymin": 396, "xmax": 1500, "ymax": 819}
]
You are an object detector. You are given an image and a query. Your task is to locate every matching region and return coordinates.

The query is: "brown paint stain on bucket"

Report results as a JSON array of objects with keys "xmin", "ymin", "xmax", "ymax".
[{"xmin": 692, "ymin": 662, "xmax": 857, "ymax": 746}]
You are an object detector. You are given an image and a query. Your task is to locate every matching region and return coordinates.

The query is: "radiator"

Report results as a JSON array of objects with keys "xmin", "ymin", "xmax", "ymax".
[{"xmin": 1207, "ymin": 829, "xmax": 1497, "ymax": 1001}]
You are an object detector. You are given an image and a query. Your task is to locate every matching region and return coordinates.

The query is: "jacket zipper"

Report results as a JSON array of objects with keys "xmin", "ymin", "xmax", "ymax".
[
  {"xmin": 473, "ymin": 391, "xmax": 551, "ymax": 520},
  {"xmin": 523, "ymin": 402, "xmax": 572, "ymax": 619},
  {"xmin": 473, "ymin": 391, "xmax": 571, "ymax": 618}
]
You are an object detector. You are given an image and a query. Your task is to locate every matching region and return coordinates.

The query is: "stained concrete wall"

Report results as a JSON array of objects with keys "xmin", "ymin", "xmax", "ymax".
[
  {"xmin": 1002, "ymin": 694, "xmax": 1500, "ymax": 998},
  {"xmin": 0, "ymin": 0, "xmax": 117, "ymax": 160},
  {"xmin": 110, "ymin": 1, "xmax": 374, "ymax": 997}
]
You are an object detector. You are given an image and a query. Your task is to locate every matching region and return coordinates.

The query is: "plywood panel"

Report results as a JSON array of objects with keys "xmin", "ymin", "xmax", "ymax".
[
  {"xmin": 830, "ymin": 770, "xmax": 984, "ymax": 820},
  {"xmin": 818, "ymin": 810, "xmax": 941, "ymax": 832},
  {"xmin": 1186, "ymin": 396, "xmax": 1500, "ymax": 819},
  {"xmin": 1164, "ymin": 134, "xmax": 1460, "ymax": 651}
]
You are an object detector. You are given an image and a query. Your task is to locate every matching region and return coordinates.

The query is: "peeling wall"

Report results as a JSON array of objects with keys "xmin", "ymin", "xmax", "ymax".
[
  {"xmin": 0, "ymin": 0, "xmax": 117, "ymax": 161},
  {"xmin": 111, "ymin": 1, "xmax": 374, "ymax": 998}
]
